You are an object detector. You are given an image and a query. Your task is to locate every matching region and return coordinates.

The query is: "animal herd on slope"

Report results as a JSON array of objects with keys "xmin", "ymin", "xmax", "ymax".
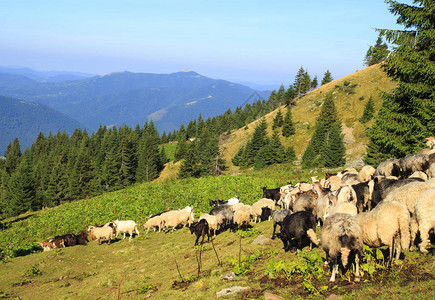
[{"xmin": 39, "ymin": 141, "xmax": 435, "ymax": 283}]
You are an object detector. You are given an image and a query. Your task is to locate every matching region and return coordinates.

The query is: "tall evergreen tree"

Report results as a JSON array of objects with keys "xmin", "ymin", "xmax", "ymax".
[
  {"xmin": 272, "ymin": 110, "xmax": 284, "ymax": 129},
  {"xmin": 269, "ymin": 129, "xmax": 286, "ymax": 164},
  {"xmin": 4, "ymin": 138, "xmax": 21, "ymax": 175},
  {"xmin": 364, "ymin": 34, "xmax": 389, "ymax": 66},
  {"xmin": 321, "ymin": 70, "xmax": 333, "ymax": 85},
  {"xmin": 365, "ymin": 0, "xmax": 435, "ymax": 165},
  {"xmin": 323, "ymin": 123, "xmax": 346, "ymax": 168},
  {"xmin": 302, "ymin": 92, "xmax": 344, "ymax": 168},
  {"xmin": 284, "ymin": 85, "xmax": 297, "ymax": 107},
  {"xmin": 136, "ymin": 121, "xmax": 162, "ymax": 182},
  {"xmin": 282, "ymin": 106, "xmax": 295, "ymax": 137},
  {"xmin": 360, "ymin": 96, "xmax": 375, "ymax": 123}
]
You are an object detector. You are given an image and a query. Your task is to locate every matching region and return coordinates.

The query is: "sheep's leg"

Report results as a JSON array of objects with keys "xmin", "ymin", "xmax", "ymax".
[
  {"xmin": 272, "ymin": 223, "xmax": 277, "ymax": 239},
  {"xmin": 123, "ymin": 233, "xmax": 126, "ymax": 239},
  {"xmin": 418, "ymin": 224, "xmax": 430, "ymax": 253},
  {"xmin": 146, "ymin": 228, "xmax": 150, "ymax": 234},
  {"xmin": 135, "ymin": 228, "xmax": 140, "ymax": 236},
  {"xmin": 387, "ymin": 238, "xmax": 395, "ymax": 267},
  {"xmin": 354, "ymin": 253, "xmax": 361, "ymax": 282},
  {"xmin": 410, "ymin": 217, "xmax": 418, "ymax": 251},
  {"xmin": 330, "ymin": 259, "xmax": 339, "ymax": 282},
  {"xmin": 324, "ymin": 252, "xmax": 329, "ymax": 266}
]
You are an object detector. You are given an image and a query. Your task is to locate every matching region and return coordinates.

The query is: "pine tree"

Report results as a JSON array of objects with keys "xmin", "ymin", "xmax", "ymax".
[
  {"xmin": 282, "ymin": 106, "xmax": 295, "ymax": 137},
  {"xmin": 323, "ymin": 123, "xmax": 346, "ymax": 168},
  {"xmin": 272, "ymin": 110, "xmax": 284, "ymax": 129},
  {"xmin": 294, "ymin": 66, "xmax": 306, "ymax": 97},
  {"xmin": 365, "ymin": 0, "xmax": 435, "ymax": 164},
  {"xmin": 285, "ymin": 146, "xmax": 296, "ymax": 163},
  {"xmin": 321, "ymin": 70, "xmax": 333, "ymax": 85},
  {"xmin": 276, "ymin": 84, "xmax": 286, "ymax": 106},
  {"xmin": 4, "ymin": 138, "xmax": 21, "ymax": 175},
  {"xmin": 269, "ymin": 130, "xmax": 286, "ymax": 164},
  {"xmin": 364, "ymin": 34, "xmax": 388, "ymax": 66},
  {"xmin": 311, "ymin": 76, "xmax": 319, "ymax": 89},
  {"xmin": 178, "ymin": 140, "xmax": 199, "ymax": 178},
  {"xmin": 360, "ymin": 96, "xmax": 375, "ymax": 123},
  {"xmin": 302, "ymin": 92, "xmax": 344, "ymax": 168},
  {"xmin": 136, "ymin": 121, "xmax": 162, "ymax": 182},
  {"xmin": 284, "ymin": 85, "xmax": 297, "ymax": 107},
  {"xmin": 232, "ymin": 146, "xmax": 244, "ymax": 166},
  {"xmin": 254, "ymin": 144, "xmax": 272, "ymax": 169},
  {"xmin": 6, "ymin": 150, "xmax": 36, "ymax": 216}
]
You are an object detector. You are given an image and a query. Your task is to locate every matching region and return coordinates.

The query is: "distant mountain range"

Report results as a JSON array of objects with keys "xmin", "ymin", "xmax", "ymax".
[
  {"xmin": 0, "ymin": 66, "xmax": 271, "ymax": 154},
  {"xmin": 0, "ymin": 95, "xmax": 84, "ymax": 155}
]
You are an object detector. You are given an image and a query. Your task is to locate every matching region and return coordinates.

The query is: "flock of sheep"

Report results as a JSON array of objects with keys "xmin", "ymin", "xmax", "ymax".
[
  {"xmin": 141, "ymin": 148, "xmax": 435, "ymax": 282},
  {"xmin": 39, "ymin": 146, "xmax": 435, "ymax": 284}
]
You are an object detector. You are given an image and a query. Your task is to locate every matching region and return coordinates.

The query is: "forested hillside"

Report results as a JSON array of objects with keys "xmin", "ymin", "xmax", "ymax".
[{"xmin": 0, "ymin": 95, "xmax": 83, "ymax": 155}]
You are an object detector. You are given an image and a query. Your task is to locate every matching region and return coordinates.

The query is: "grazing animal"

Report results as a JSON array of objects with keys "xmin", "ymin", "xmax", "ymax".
[
  {"xmin": 144, "ymin": 215, "xmax": 164, "ymax": 233},
  {"xmin": 232, "ymin": 205, "xmax": 252, "ymax": 231},
  {"xmin": 87, "ymin": 225, "xmax": 114, "ymax": 245},
  {"xmin": 75, "ymin": 230, "xmax": 88, "ymax": 245},
  {"xmin": 199, "ymin": 213, "xmax": 221, "ymax": 236},
  {"xmin": 399, "ymin": 153, "xmax": 431, "ymax": 178},
  {"xmin": 374, "ymin": 158, "xmax": 401, "ymax": 177},
  {"xmin": 260, "ymin": 207, "xmax": 272, "ymax": 222},
  {"xmin": 321, "ymin": 213, "xmax": 363, "ymax": 282},
  {"xmin": 270, "ymin": 209, "xmax": 292, "ymax": 239},
  {"xmin": 292, "ymin": 194, "xmax": 316, "ymax": 215},
  {"xmin": 209, "ymin": 199, "xmax": 228, "ymax": 207},
  {"xmin": 358, "ymin": 165, "xmax": 376, "ymax": 182},
  {"xmin": 161, "ymin": 208, "xmax": 194, "ymax": 232},
  {"xmin": 350, "ymin": 180, "xmax": 375, "ymax": 212},
  {"xmin": 262, "ymin": 187, "xmax": 281, "ymax": 203},
  {"xmin": 410, "ymin": 188, "xmax": 435, "ymax": 253},
  {"xmin": 190, "ymin": 219, "xmax": 211, "ymax": 246},
  {"xmin": 280, "ymin": 211, "xmax": 319, "ymax": 252},
  {"xmin": 372, "ymin": 176, "xmax": 424, "ymax": 205},
  {"xmin": 39, "ymin": 236, "xmax": 66, "ymax": 251},
  {"xmin": 356, "ymin": 201, "xmax": 410, "ymax": 265},
  {"xmin": 113, "ymin": 219, "xmax": 140, "ymax": 241},
  {"xmin": 383, "ymin": 178, "xmax": 435, "ymax": 215},
  {"xmin": 250, "ymin": 198, "xmax": 275, "ymax": 223}
]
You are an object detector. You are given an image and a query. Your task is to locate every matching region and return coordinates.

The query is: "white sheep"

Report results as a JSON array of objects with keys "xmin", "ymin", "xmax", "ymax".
[
  {"xmin": 227, "ymin": 197, "xmax": 240, "ymax": 205},
  {"xmin": 250, "ymin": 198, "xmax": 275, "ymax": 223},
  {"xmin": 87, "ymin": 225, "xmax": 114, "ymax": 245},
  {"xmin": 231, "ymin": 202, "xmax": 245, "ymax": 212},
  {"xmin": 428, "ymin": 163, "xmax": 435, "ymax": 179},
  {"xmin": 374, "ymin": 158, "xmax": 401, "ymax": 177},
  {"xmin": 383, "ymin": 178, "xmax": 435, "ymax": 215},
  {"xmin": 356, "ymin": 201, "xmax": 410, "ymax": 265},
  {"xmin": 162, "ymin": 209, "xmax": 194, "ymax": 232},
  {"xmin": 199, "ymin": 213, "xmax": 219, "ymax": 236},
  {"xmin": 358, "ymin": 165, "xmax": 376, "ymax": 182},
  {"xmin": 144, "ymin": 215, "xmax": 164, "ymax": 234},
  {"xmin": 321, "ymin": 213, "xmax": 363, "ymax": 282},
  {"xmin": 410, "ymin": 188, "xmax": 435, "ymax": 253},
  {"xmin": 113, "ymin": 219, "xmax": 140, "ymax": 241},
  {"xmin": 233, "ymin": 204, "xmax": 252, "ymax": 231}
]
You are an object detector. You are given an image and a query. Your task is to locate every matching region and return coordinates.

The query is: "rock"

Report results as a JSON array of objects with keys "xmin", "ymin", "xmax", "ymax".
[
  {"xmin": 252, "ymin": 235, "xmax": 270, "ymax": 245},
  {"xmin": 220, "ymin": 272, "xmax": 237, "ymax": 281},
  {"xmin": 264, "ymin": 292, "xmax": 283, "ymax": 300},
  {"xmin": 326, "ymin": 294, "xmax": 342, "ymax": 300},
  {"xmin": 216, "ymin": 286, "xmax": 249, "ymax": 297}
]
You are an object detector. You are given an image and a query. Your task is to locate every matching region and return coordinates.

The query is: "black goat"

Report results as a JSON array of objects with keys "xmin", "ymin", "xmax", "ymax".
[
  {"xmin": 280, "ymin": 211, "xmax": 318, "ymax": 252},
  {"xmin": 190, "ymin": 219, "xmax": 211, "ymax": 246},
  {"xmin": 262, "ymin": 186, "xmax": 281, "ymax": 203}
]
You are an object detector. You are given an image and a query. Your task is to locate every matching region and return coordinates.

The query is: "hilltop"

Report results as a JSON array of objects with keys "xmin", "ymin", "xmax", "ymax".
[{"xmin": 216, "ymin": 64, "xmax": 396, "ymax": 175}]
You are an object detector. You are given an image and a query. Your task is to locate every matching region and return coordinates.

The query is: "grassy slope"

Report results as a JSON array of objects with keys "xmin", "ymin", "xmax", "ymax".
[
  {"xmin": 221, "ymin": 63, "xmax": 396, "ymax": 174},
  {"xmin": 0, "ymin": 221, "xmax": 434, "ymax": 299}
]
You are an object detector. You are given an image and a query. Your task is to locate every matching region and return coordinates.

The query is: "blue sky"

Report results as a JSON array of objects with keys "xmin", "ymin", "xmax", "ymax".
[{"xmin": 0, "ymin": 0, "xmax": 408, "ymax": 88}]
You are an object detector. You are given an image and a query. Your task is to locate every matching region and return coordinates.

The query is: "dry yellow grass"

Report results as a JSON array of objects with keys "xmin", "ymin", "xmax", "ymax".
[{"xmin": 221, "ymin": 63, "xmax": 396, "ymax": 174}]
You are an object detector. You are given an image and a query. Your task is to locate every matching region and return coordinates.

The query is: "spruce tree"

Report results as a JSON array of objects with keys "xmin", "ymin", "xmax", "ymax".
[
  {"xmin": 365, "ymin": 0, "xmax": 435, "ymax": 165},
  {"xmin": 282, "ymin": 106, "xmax": 295, "ymax": 137},
  {"xmin": 360, "ymin": 96, "xmax": 375, "ymax": 124},
  {"xmin": 312, "ymin": 76, "xmax": 319, "ymax": 89},
  {"xmin": 272, "ymin": 110, "xmax": 284, "ymax": 130},
  {"xmin": 321, "ymin": 70, "xmax": 333, "ymax": 85},
  {"xmin": 285, "ymin": 146, "xmax": 296, "ymax": 163},
  {"xmin": 254, "ymin": 144, "xmax": 272, "ymax": 169},
  {"xmin": 178, "ymin": 140, "xmax": 199, "ymax": 178},
  {"xmin": 302, "ymin": 92, "xmax": 344, "ymax": 168},
  {"xmin": 4, "ymin": 138, "xmax": 21, "ymax": 175},
  {"xmin": 324, "ymin": 123, "xmax": 346, "ymax": 168},
  {"xmin": 269, "ymin": 129, "xmax": 286, "ymax": 164},
  {"xmin": 364, "ymin": 34, "xmax": 388, "ymax": 66},
  {"xmin": 284, "ymin": 85, "xmax": 297, "ymax": 107}
]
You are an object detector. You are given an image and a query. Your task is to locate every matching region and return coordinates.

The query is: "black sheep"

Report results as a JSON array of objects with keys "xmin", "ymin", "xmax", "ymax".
[
  {"xmin": 280, "ymin": 211, "xmax": 318, "ymax": 252},
  {"xmin": 190, "ymin": 219, "xmax": 211, "ymax": 246}
]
